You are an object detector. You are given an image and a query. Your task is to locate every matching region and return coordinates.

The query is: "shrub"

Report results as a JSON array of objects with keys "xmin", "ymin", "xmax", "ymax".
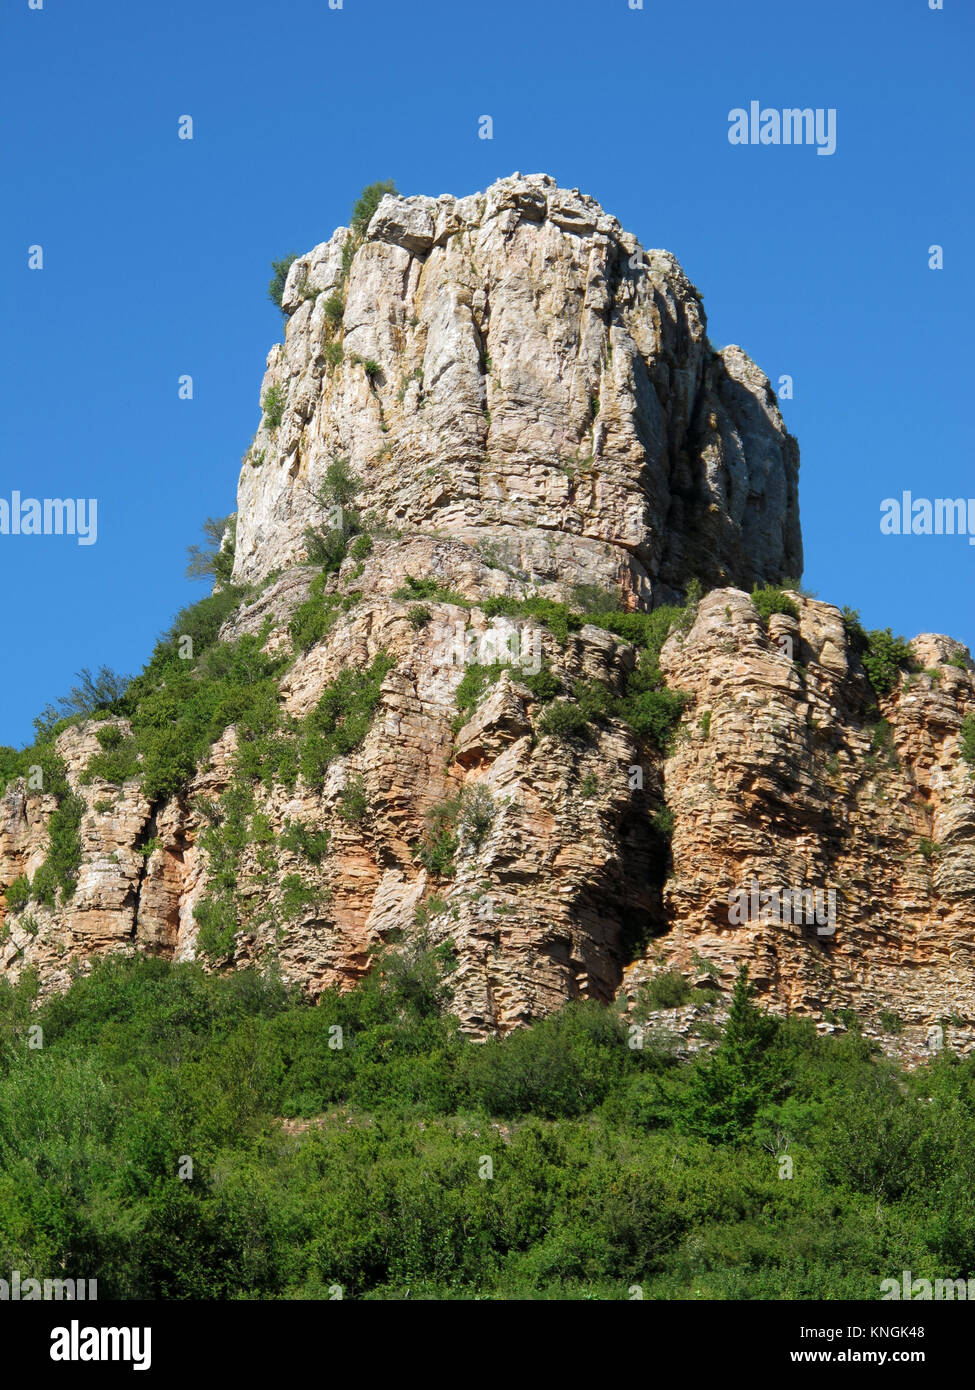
[
  {"xmin": 349, "ymin": 534, "xmax": 372, "ymax": 561},
  {"xmin": 646, "ymin": 970, "xmax": 691, "ymax": 1009},
  {"xmin": 363, "ymin": 359, "xmax": 381, "ymax": 380},
  {"xmin": 299, "ymin": 653, "xmax": 394, "ymax": 787},
  {"xmin": 569, "ymin": 583, "xmax": 622, "ymax": 613},
  {"xmin": 677, "ymin": 964, "xmax": 782, "ymax": 1144},
  {"xmin": 414, "ymin": 795, "xmax": 462, "ymax": 877},
  {"xmin": 336, "ymin": 775, "xmax": 368, "ymax": 825},
  {"xmin": 280, "ymin": 819, "xmax": 330, "ymax": 864},
  {"xmin": 879, "ymin": 1009, "xmax": 904, "ymax": 1035},
  {"xmin": 5, "ymin": 876, "xmax": 31, "ymax": 912},
  {"xmin": 861, "ymin": 628, "xmax": 916, "ymax": 695},
  {"xmin": 537, "ymin": 699, "xmax": 592, "ymax": 741},
  {"xmin": 842, "ymin": 606, "xmax": 868, "ymax": 653},
  {"xmin": 33, "ymin": 665, "xmax": 131, "ymax": 738},
  {"xmin": 393, "ymin": 574, "xmax": 467, "ymax": 606},
  {"xmin": 302, "ymin": 526, "xmax": 348, "ymax": 573},
  {"xmin": 280, "ymin": 874, "xmax": 319, "ymax": 919},
  {"xmin": 322, "ymin": 295, "xmax": 344, "ymax": 330},
  {"xmin": 522, "ymin": 668, "xmax": 561, "ymax": 702},
  {"xmin": 407, "ymin": 604, "xmax": 432, "ymax": 629},
  {"xmin": 324, "ymin": 341, "xmax": 344, "ymax": 368},
  {"xmin": 31, "ymin": 793, "xmax": 85, "ymax": 906},
  {"xmin": 81, "ymin": 726, "xmax": 140, "ymax": 786},
  {"xmin": 960, "ymin": 713, "xmax": 975, "ymax": 766},
  {"xmin": 193, "ymin": 896, "xmax": 238, "ymax": 961},
  {"xmin": 454, "ymin": 662, "xmax": 508, "ymax": 720},
  {"xmin": 461, "ymin": 1002, "xmax": 626, "ymax": 1118},
  {"xmin": 482, "ymin": 595, "xmax": 580, "ymax": 645},
  {"xmin": 458, "ymin": 784, "xmax": 496, "ymax": 849},
  {"xmin": 185, "ymin": 515, "xmax": 236, "ymax": 585},
  {"xmin": 751, "ymin": 584, "xmax": 800, "ymax": 627},
  {"xmin": 289, "ymin": 577, "xmax": 340, "ymax": 653},
  {"xmin": 262, "ymin": 384, "xmax": 286, "ymax": 429},
  {"xmin": 268, "ymin": 253, "xmax": 298, "ymax": 311},
  {"xmin": 376, "ymin": 929, "xmax": 455, "ymax": 1021},
  {"xmin": 350, "ymin": 180, "xmax": 398, "ymax": 237}
]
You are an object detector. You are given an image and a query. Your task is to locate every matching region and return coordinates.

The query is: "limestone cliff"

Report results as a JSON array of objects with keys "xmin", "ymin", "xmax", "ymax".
[{"xmin": 1, "ymin": 175, "xmax": 971, "ymax": 1064}]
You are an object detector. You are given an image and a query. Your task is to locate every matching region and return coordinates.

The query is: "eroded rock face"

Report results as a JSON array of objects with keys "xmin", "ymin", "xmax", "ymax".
[
  {"xmin": 233, "ymin": 173, "xmax": 801, "ymax": 604},
  {"xmin": 1, "ymin": 176, "xmax": 972, "ymax": 1061},
  {"xmin": 621, "ymin": 590, "xmax": 975, "ymax": 1063}
]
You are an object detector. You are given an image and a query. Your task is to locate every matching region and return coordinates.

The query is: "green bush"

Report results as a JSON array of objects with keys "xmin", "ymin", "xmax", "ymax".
[
  {"xmin": 81, "ymin": 726, "xmax": 140, "ymax": 785},
  {"xmin": 193, "ymin": 896, "xmax": 238, "ymax": 961},
  {"xmin": 300, "ymin": 653, "xmax": 394, "ymax": 788},
  {"xmin": 537, "ymin": 698, "xmax": 592, "ymax": 741},
  {"xmin": 0, "ymin": 951, "xmax": 973, "ymax": 1299},
  {"xmin": 960, "ymin": 713, "xmax": 975, "ymax": 766},
  {"xmin": 4, "ymin": 876, "xmax": 31, "ymax": 912},
  {"xmin": 31, "ymin": 793, "xmax": 85, "ymax": 906},
  {"xmin": 336, "ymin": 775, "xmax": 368, "ymax": 825},
  {"xmin": 646, "ymin": 970, "xmax": 691, "ymax": 1009},
  {"xmin": 861, "ymin": 628, "xmax": 916, "ymax": 695},
  {"xmin": 454, "ymin": 662, "xmax": 508, "ymax": 720},
  {"xmin": 322, "ymin": 295, "xmax": 344, "ymax": 330},
  {"xmin": 393, "ymin": 575, "xmax": 467, "ymax": 606},
  {"xmin": 268, "ymin": 253, "xmax": 298, "ymax": 311},
  {"xmin": 280, "ymin": 819, "xmax": 330, "ymax": 864},
  {"xmin": 262, "ymin": 384, "xmax": 286, "ymax": 429},
  {"xmin": 751, "ymin": 584, "xmax": 800, "ymax": 627},
  {"xmin": 185, "ymin": 516, "xmax": 237, "ymax": 585},
  {"xmin": 31, "ymin": 666, "xmax": 131, "ymax": 740},
  {"xmin": 289, "ymin": 577, "xmax": 340, "ymax": 653},
  {"xmin": 407, "ymin": 604, "xmax": 432, "ymax": 629},
  {"xmin": 522, "ymin": 667, "xmax": 561, "ymax": 702},
  {"xmin": 350, "ymin": 180, "xmax": 397, "ymax": 237},
  {"xmin": 280, "ymin": 874, "xmax": 319, "ymax": 919}
]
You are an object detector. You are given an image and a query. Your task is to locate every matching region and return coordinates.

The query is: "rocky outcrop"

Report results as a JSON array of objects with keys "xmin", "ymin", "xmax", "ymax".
[
  {"xmin": 621, "ymin": 590, "xmax": 975, "ymax": 1062},
  {"xmin": 1, "ymin": 175, "xmax": 971, "ymax": 1063},
  {"xmin": 233, "ymin": 173, "xmax": 801, "ymax": 605}
]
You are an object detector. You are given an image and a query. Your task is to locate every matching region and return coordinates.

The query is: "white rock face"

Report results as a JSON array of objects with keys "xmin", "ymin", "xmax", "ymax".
[{"xmin": 233, "ymin": 173, "xmax": 802, "ymax": 603}]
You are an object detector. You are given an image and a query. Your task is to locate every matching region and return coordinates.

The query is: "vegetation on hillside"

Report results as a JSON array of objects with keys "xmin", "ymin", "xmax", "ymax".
[{"xmin": 0, "ymin": 954, "xmax": 972, "ymax": 1300}]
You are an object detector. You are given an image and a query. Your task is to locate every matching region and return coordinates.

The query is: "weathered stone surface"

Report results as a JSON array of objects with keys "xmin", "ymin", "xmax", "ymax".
[
  {"xmin": 621, "ymin": 589, "xmax": 975, "ymax": 1063},
  {"xmin": 2, "ymin": 176, "xmax": 972, "ymax": 1063},
  {"xmin": 233, "ymin": 173, "xmax": 802, "ymax": 602}
]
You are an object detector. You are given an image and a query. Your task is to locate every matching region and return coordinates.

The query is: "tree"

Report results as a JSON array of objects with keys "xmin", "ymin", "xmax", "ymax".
[
  {"xmin": 350, "ymin": 181, "xmax": 398, "ymax": 237},
  {"xmin": 33, "ymin": 666, "xmax": 132, "ymax": 738},
  {"xmin": 267, "ymin": 253, "xmax": 298, "ymax": 311},
  {"xmin": 678, "ymin": 963, "xmax": 783, "ymax": 1144},
  {"xmin": 185, "ymin": 516, "xmax": 236, "ymax": 584}
]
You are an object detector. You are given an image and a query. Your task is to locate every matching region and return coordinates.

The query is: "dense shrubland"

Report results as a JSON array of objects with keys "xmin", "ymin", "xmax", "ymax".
[{"xmin": 0, "ymin": 955, "xmax": 973, "ymax": 1299}]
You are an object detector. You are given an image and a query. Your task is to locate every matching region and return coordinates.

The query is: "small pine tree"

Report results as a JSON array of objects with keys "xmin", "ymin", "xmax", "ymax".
[{"xmin": 678, "ymin": 963, "xmax": 782, "ymax": 1144}]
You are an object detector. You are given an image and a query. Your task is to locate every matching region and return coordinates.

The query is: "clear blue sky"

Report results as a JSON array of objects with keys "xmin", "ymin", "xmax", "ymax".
[{"xmin": 1, "ymin": 0, "xmax": 971, "ymax": 748}]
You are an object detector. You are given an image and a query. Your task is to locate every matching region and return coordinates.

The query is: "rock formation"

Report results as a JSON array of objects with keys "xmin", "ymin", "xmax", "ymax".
[{"xmin": 1, "ymin": 174, "xmax": 971, "ymax": 1063}]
